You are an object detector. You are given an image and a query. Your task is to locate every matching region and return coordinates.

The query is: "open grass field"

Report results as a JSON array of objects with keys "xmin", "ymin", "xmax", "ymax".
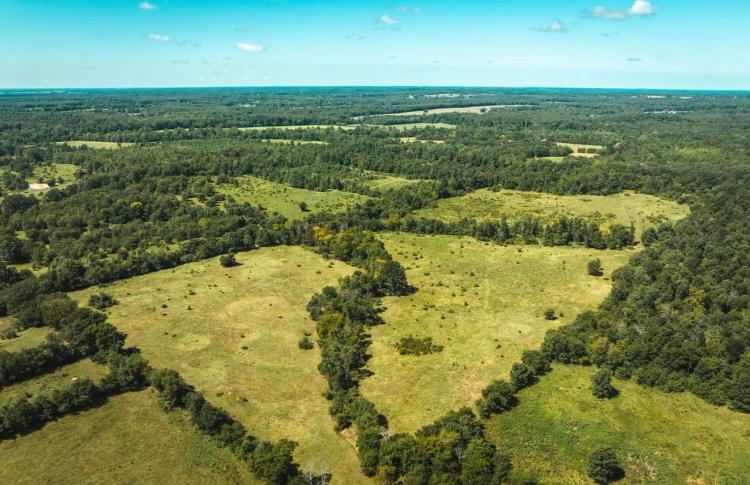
[
  {"xmin": 58, "ymin": 141, "xmax": 135, "ymax": 149},
  {"xmin": 217, "ymin": 176, "xmax": 369, "ymax": 220},
  {"xmin": 555, "ymin": 142, "xmax": 605, "ymax": 158},
  {"xmin": 71, "ymin": 247, "xmax": 371, "ymax": 484},
  {"xmin": 362, "ymin": 174, "xmax": 424, "ymax": 192},
  {"xmin": 355, "ymin": 105, "xmax": 530, "ymax": 118},
  {"xmin": 0, "ymin": 358, "xmax": 108, "ymax": 406},
  {"xmin": 361, "ymin": 233, "xmax": 633, "ymax": 432},
  {"xmin": 0, "ymin": 390, "xmax": 260, "ymax": 484},
  {"xmin": 399, "ymin": 137, "xmax": 446, "ymax": 144},
  {"xmin": 415, "ymin": 188, "xmax": 689, "ymax": 238},
  {"xmin": 239, "ymin": 123, "xmax": 456, "ymax": 131},
  {"xmin": 0, "ymin": 326, "xmax": 50, "ymax": 353},
  {"xmin": 31, "ymin": 163, "xmax": 78, "ymax": 186},
  {"xmin": 260, "ymin": 138, "xmax": 328, "ymax": 145},
  {"xmin": 487, "ymin": 364, "xmax": 750, "ymax": 484}
]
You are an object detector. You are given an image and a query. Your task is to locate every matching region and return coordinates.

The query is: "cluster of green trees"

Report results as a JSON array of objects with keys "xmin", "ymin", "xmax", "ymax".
[
  {"xmin": 392, "ymin": 214, "xmax": 635, "ymax": 249},
  {"xmin": 394, "ymin": 335, "xmax": 444, "ymax": 356}
]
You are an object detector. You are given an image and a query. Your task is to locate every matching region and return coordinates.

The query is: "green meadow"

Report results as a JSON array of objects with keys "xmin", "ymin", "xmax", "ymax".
[
  {"xmin": 72, "ymin": 247, "xmax": 371, "ymax": 484},
  {"xmin": 487, "ymin": 364, "xmax": 750, "ymax": 484},
  {"xmin": 415, "ymin": 188, "xmax": 689, "ymax": 238},
  {"xmin": 217, "ymin": 176, "xmax": 369, "ymax": 220},
  {"xmin": 361, "ymin": 233, "xmax": 633, "ymax": 432}
]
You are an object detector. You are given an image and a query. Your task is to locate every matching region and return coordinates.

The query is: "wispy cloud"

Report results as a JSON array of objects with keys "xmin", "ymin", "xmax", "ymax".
[
  {"xmin": 138, "ymin": 1, "xmax": 156, "ymax": 11},
  {"xmin": 536, "ymin": 19, "xmax": 567, "ymax": 33},
  {"xmin": 379, "ymin": 14, "xmax": 400, "ymax": 26},
  {"xmin": 589, "ymin": 0, "xmax": 656, "ymax": 19},
  {"xmin": 344, "ymin": 33, "xmax": 366, "ymax": 41},
  {"xmin": 626, "ymin": 57, "xmax": 643, "ymax": 62},
  {"xmin": 393, "ymin": 4, "xmax": 421, "ymax": 14},
  {"xmin": 236, "ymin": 42, "xmax": 265, "ymax": 53},
  {"xmin": 235, "ymin": 26, "xmax": 255, "ymax": 33},
  {"xmin": 147, "ymin": 33, "xmax": 171, "ymax": 43}
]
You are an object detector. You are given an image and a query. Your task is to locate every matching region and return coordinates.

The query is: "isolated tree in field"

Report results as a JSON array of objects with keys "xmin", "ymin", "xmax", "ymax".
[
  {"xmin": 588, "ymin": 258, "xmax": 603, "ymax": 276},
  {"xmin": 219, "ymin": 252, "xmax": 237, "ymax": 267},
  {"xmin": 544, "ymin": 307, "xmax": 557, "ymax": 320},
  {"xmin": 592, "ymin": 368, "xmax": 616, "ymax": 399},
  {"xmin": 299, "ymin": 201, "xmax": 309, "ymax": 212},
  {"xmin": 588, "ymin": 446, "xmax": 621, "ymax": 484}
]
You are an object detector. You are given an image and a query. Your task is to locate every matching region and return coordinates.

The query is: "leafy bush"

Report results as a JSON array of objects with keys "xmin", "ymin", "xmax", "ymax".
[
  {"xmin": 394, "ymin": 335, "xmax": 443, "ymax": 356},
  {"xmin": 88, "ymin": 292, "xmax": 117, "ymax": 310}
]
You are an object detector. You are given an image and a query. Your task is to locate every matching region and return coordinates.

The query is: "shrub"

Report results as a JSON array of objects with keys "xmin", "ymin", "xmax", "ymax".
[
  {"xmin": 544, "ymin": 307, "xmax": 557, "ymax": 320},
  {"xmin": 394, "ymin": 335, "xmax": 443, "ymax": 356},
  {"xmin": 521, "ymin": 349, "xmax": 551, "ymax": 375},
  {"xmin": 88, "ymin": 292, "xmax": 117, "ymax": 310},
  {"xmin": 588, "ymin": 446, "xmax": 622, "ymax": 484},
  {"xmin": 592, "ymin": 368, "xmax": 616, "ymax": 399},
  {"xmin": 588, "ymin": 258, "xmax": 604, "ymax": 276},
  {"xmin": 298, "ymin": 335, "xmax": 314, "ymax": 350},
  {"xmin": 219, "ymin": 253, "xmax": 238, "ymax": 268}
]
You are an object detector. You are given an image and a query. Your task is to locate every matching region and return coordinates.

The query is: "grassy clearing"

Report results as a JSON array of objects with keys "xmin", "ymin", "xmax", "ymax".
[
  {"xmin": 399, "ymin": 137, "xmax": 446, "ymax": 144},
  {"xmin": 71, "ymin": 247, "xmax": 371, "ymax": 484},
  {"xmin": 355, "ymin": 105, "xmax": 530, "ymax": 118},
  {"xmin": 0, "ymin": 358, "xmax": 108, "ymax": 405},
  {"xmin": 363, "ymin": 175, "xmax": 424, "ymax": 192},
  {"xmin": 58, "ymin": 141, "xmax": 134, "ymax": 150},
  {"xmin": 260, "ymin": 138, "xmax": 329, "ymax": 145},
  {"xmin": 217, "ymin": 176, "xmax": 369, "ymax": 220},
  {"xmin": 0, "ymin": 326, "xmax": 50, "ymax": 353},
  {"xmin": 361, "ymin": 233, "xmax": 633, "ymax": 432},
  {"xmin": 31, "ymin": 163, "xmax": 78, "ymax": 186},
  {"xmin": 555, "ymin": 142, "xmax": 605, "ymax": 158},
  {"xmin": 239, "ymin": 125, "xmax": 356, "ymax": 131},
  {"xmin": 487, "ymin": 364, "xmax": 750, "ymax": 484},
  {"xmin": 415, "ymin": 188, "xmax": 689, "ymax": 238},
  {"xmin": 373, "ymin": 122, "xmax": 456, "ymax": 130},
  {"xmin": 0, "ymin": 390, "xmax": 259, "ymax": 484}
]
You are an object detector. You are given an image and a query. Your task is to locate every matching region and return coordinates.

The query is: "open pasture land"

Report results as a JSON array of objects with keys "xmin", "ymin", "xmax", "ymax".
[
  {"xmin": 362, "ymin": 174, "xmax": 424, "ymax": 192},
  {"xmin": 399, "ymin": 137, "xmax": 446, "ymax": 144},
  {"xmin": 260, "ymin": 138, "xmax": 328, "ymax": 145},
  {"xmin": 487, "ymin": 365, "xmax": 750, "ymax": 484},
  {"xmin": 72, "ymin": 247, "xmax": 371, "ymax": 484},
  {"xmin": 0, "ymin": 326, "xmax": 50, "ymax": 353},
  {"xmin": 239, "ymin": 124, "xmax": 357, "ymax": 131},
  {"xmin": 361, "ymin": 233, "xmax": 633, "ymax": 432},
  {"xmin": 57, "ymin": 141, "xmax": 135, "ymax": 150},
  {"xmin": 355, "ymin": 105, "xmax": 530, "ymax": 118},
  {"xmin": 415, "ymin": 188, "xmax": 689, "ymax": 238},
  {"xmin": 556, "ymin": 142, "xmax": 605, "ymax": 157},
  {"xmin": 31, "ymin": 163, "xmax": 78, "ymax": 186},
  {"xmin": 217, "ymin": 176, "xmax": 369, "ymax": 220},
  {"xmin": 0, "ymin": 359, "xmax": 107, "ymax": 406},
  {"xmin": 0, "ymin": 390, "xmax": 259, "ymax": 485}
]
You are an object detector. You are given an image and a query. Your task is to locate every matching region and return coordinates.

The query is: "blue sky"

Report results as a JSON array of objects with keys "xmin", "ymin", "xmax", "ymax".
[{"xmin": 1, "ymin": 0, "xmax": 748, "ymax": 89}]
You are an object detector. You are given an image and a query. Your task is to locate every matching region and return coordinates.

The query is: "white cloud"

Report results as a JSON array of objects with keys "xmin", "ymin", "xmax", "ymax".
[
  {"xmin": 236, "ymin": 42, "xmax": 265, "ymax": 53},
  {"xmin": 138, "ymin": 1, "xmax": 156, "ymax": 11},
  {"xmin": 590, "ymin": 1, "xmax": 655, "ymax": 19},
  {"xmin": 147, "ymin": 33, "xmax": 171, "ymax": 43},
  {"xmin": 379, "ymin": 14, "xmax": 400, "ymax": 25},
  {"xmin": 629, "ymin": 0, "xmax": 655, "ymax": 15},
  {"xmin": 344, "ymin": 33, "xmax": 366, "ymax": 40},
  {"xmin": 539, "ymin": 19, "xmax": 567, "ymax": 33},
  {"xmin": 626, "ymin": 57, "xmax": 644, "ymax": 62},
  {"xmin": 394, "ymin": 4, "xmax": 421, "ymax": 14}
]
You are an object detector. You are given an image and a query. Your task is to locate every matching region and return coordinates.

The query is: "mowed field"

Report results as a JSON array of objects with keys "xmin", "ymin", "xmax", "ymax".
[
  {"xmin": 354, "ymin": 105, "xmax": 530, "ymax": 118},
  {"xmin": 217, "ymin": 176, "xmax": 369, "ymax": 220},
  {"xmin": 58, "ymin": 141, "xmax": 135, "ymax": 149},
  {"xmin": 0, "ymin": 326, "xmax": 50, "ymax": 353},
  {"xmin": 0, "ymin": 390, "xmax": 259, "ymax": 485},
  {"xmin": 72, "ymin": 247, "xmax": 371, "ymax": 484},
  {"xmin": 415, "ymin": 189, "xmax": 689, "ymax": 238},
  {"xmin": 0, "ymin": 359, "xmax": 107, "ymax": 406},
  {"xmin": 361, "ymin": 233, "xmax": 633, "ymax": 432},
  {"xmin": 487, "ymin": 365, "xmax": 750, "ymax": 484},
  {"xmin": 556, "ymin": 142, "xmax": 605, "ymax": 158}
]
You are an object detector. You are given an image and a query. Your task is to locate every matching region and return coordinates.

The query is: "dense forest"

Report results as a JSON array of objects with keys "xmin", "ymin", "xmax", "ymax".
[{"xmin": 0, "ymin": 87, "xmax": 748, "ymax": 484}]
